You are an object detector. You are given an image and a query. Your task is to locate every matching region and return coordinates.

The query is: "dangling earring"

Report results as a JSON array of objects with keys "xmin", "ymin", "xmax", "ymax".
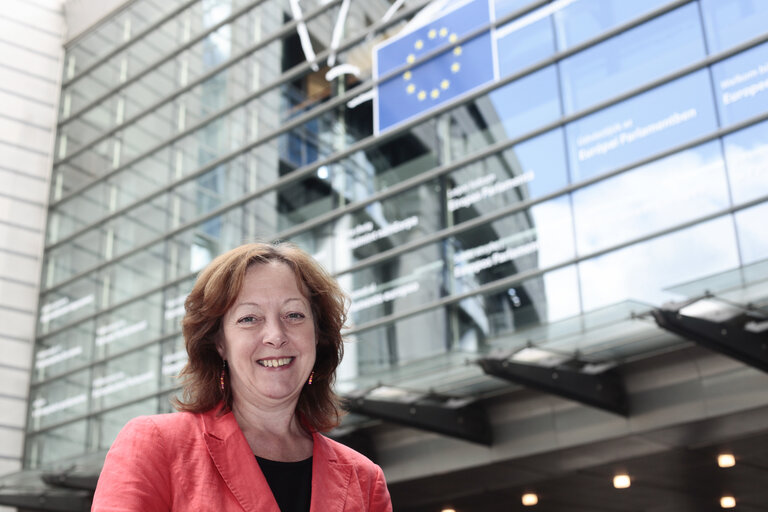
[
  {"xmin": 220, "ymin": 360, "xmax": 228, "ymax": 392},
  {"xmin": 308, "ymin": 371, "xmax": 314, "ymax": 385}
]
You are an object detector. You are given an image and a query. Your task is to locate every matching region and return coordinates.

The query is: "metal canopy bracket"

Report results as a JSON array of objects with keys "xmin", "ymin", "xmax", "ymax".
[
  {"xmin": 478, "ymin": 358, "xmax": 628, "ymax": 416},
  {"xmin": 653, "ymin": 308, "xmax": 768, "ymax": 373},
  {"xmin": 345, "ymin": 394, "xmax": 493, "ymax": 445}
]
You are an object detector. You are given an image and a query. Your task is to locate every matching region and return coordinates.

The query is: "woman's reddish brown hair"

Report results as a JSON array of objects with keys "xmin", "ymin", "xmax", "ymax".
[{"xmin": 173, "ymin": 241, "xmax": 346, "ymax": 432}]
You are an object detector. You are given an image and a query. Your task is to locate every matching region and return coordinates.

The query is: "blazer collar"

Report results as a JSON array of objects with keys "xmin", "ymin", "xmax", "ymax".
[{"xmin": 200, "ymin": 407, "xmax": 353, "ymax": 512}]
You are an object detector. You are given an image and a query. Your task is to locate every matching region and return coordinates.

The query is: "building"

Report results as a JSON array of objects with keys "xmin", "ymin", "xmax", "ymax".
[{"xmin": 1, "ymin": 0, "xmax": 768, "ymax": 510}]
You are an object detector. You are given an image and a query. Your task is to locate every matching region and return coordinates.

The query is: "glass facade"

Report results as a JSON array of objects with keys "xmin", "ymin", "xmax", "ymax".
[{"xmin": 29, "ymin": 0, "xmax": 768, "ymax": 468}]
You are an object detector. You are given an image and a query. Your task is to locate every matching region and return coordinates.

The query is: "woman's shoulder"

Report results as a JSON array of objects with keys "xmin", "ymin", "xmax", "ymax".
[
  {"xmin": 315, "ymin": 433, "xmax": 382, "ymax": 471},
  {"xmin": 116, "ymin": 410, "xmax": 203, "ymax": 445}
]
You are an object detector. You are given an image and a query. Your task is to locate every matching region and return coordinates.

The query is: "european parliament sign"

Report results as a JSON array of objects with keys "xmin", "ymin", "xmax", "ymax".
[{"xmin": 374, "ymin": 0, "xmax": 497, "ymax": 134}]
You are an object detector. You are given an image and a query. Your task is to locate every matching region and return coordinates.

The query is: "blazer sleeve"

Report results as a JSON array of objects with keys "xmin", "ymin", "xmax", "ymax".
[
  {"xmin": 369, "ymin": 464, "xmax": 393, "ymax": 512},
  {"xmin": 91, "ymin": 416, "xmax": 173, "ymax": 512}
]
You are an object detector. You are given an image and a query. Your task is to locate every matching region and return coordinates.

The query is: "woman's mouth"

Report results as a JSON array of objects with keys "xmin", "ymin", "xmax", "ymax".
[{"xmin": 257, "ymin": 357, "xmax": 294, "ymax": 368}]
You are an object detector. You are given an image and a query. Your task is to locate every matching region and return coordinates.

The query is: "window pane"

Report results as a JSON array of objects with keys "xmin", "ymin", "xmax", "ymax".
[
  {"xmin": 572, "ymin": 141, "xmax": 730, "ymax": 254},
  {"xmin": 735, "ymin": 202, "xmax": 768, "ymax": 265},
  {"xmin": 484, "ymin": 64, "xmax": 561, "ymax": 142},
  {"xmin": 553, "ymin": 0, "xmax": 674, "ymax": 51},
  {"xmin": 700, "ymin": 0, "xmax": 768, "ymax": 54},
  {"xmin": 711, "ymin": 41, "xmax": 768, "ymax": 128},
  {"xmin": 496, "ymin": 11, "xmax": 554, "ymax": 78},
  {"xmin": 723, "ymin": 118, "xmax": 768, "ymax": 205},
  {"xmin": 566, "ymin": 69, "xmax": 718, "ymax": 182},
  {"xmin": 559, "ymin": 4, "xmax": 706, "ymax": 114},
  {"xmin": 578, "ymin": 216, "xmax": 740, "ymax": 311}
]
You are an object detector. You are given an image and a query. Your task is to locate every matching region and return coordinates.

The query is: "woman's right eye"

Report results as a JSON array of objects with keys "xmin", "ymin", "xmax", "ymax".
[{"xmin": 238, "ymin": 316, "xmax": 258, "ymax": 324}]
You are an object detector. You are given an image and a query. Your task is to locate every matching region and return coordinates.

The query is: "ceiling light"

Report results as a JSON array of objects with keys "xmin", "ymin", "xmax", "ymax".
[
  {"xmin": 522, "ymin": 493, "xmax": 538, "ymax": 506},
  {"xmin": 440, "ymin": 509, "xmax": 456, "ymax": 512},
  {"xmin": 613, "ymin": 474, "xmax": 631, "ymax": 489},
  {"xmin": 720, "ymin": 496, "xmax": 736, "ymax": 508},
  {"xmin": 717, "ymin": 454, "xmax": 735, "ymax": 468}
]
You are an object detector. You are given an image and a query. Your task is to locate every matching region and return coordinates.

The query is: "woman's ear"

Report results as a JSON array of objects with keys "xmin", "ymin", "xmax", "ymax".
[{"xmin": 214, "ymin": 333, "xmax": 226, "ymax": 359}]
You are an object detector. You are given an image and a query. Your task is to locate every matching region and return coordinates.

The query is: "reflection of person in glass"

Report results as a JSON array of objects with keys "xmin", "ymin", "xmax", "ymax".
[{"xmin": 92, "ymin": 242, "xmax": 393, "ymax": 512}]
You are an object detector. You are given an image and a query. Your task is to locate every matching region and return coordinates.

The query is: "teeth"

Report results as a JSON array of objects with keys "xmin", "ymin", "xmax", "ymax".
[{"xmin": 259, "ymin": 357, "xmax": 293, "ymax": 368}]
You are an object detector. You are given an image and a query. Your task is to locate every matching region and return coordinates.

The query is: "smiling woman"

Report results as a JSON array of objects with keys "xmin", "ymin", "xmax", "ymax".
[{"xmin": 91, "ymin": 242, "xmax": 393, "ymax": 512}]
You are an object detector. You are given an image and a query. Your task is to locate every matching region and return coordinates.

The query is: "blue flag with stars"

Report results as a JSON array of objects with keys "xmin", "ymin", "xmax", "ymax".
[{"xmin": 375, "ymin": 0, "xmax": 495, "ymax": 134}]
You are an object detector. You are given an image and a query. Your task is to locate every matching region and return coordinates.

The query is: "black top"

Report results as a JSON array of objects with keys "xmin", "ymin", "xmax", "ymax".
[{"xmin": 256, "ymin": 456, "xmax": 313, "ymax": 512}]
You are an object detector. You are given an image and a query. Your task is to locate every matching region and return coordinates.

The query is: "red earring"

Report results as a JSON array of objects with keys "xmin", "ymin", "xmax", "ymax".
[
  {"xmin": 308, "ymin": 371, "xmax": 314, "ymax": 385},
  {"xmin": 220, "ymin": 360, "xmax": 228, "ymax": 392}
]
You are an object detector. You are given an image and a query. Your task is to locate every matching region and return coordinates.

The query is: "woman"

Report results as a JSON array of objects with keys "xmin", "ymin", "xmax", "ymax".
[{"xmin": 92, "ymin": 242, "xmax": 392, "ymax": 511}]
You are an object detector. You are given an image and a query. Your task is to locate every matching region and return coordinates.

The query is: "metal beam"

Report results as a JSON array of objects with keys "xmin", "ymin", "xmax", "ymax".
[
  {"xmin": 478, "ymin": 358, "xmax": 628, "ymax": 416},
  {"xmin": 653, "ymin": 308, "xmax": 768, "ymax": 373},
  {"xmin": 345, "ymin": 396, "xmax": 493, "ymax": 446}
]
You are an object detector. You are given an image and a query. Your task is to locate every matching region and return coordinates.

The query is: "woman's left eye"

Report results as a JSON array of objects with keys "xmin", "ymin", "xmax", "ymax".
[{"xmin": 286, "ymin": 312, "xmax": 305, "ymax": 320}]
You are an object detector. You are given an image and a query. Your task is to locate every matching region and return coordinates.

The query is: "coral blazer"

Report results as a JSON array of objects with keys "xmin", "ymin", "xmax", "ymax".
[{"xmin": 91, "ymin": 407, "xmax": 392, "ymax": 511}]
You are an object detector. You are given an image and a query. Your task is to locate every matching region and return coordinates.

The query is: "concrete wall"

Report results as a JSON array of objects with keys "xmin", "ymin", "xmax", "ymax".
[{"xmin": 0, "ymin": 1, "xmax": 65, "ymax": 509}]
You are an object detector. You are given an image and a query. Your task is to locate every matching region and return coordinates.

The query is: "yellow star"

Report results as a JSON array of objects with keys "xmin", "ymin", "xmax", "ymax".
[
  {"xmin": 414, "ymin": 40, "xmax": 423, "ymax": 50},
  {"xmin": 428, "ymin": 29, "xmax": 437, "ymax": 39},
  {"xmin": 407, "ymin": 54, "xmax": 415, "ymax": 64},
  {"xmin": 403, "ymin": 71, "xmax": 412, "ymax": 80},
  {"xmin": 417, "ymin": 90, "xmax": 427, "ymax": 101},
  {"xmin": 439, "ymin": 28, "xmax": 448, "ymax": 37},
  {"xmin": 451, "ymin": 62, "xmax": 460, "ymax": 73},
  {"xmin": 407, "ymin": 84, "xmax": 415, "ymax": 94},
  {"xmin": 441, "ymin": 79, "xmax": 449, "ymax": 90},
  {"xmin": 453, "ymin": 46, "xmax": 462, "ymax": 56},
  {"xmin": 431, "ymin": 88, "xmax": 439, "ymax": 99},
  {"xmin": 449, "ymin": 33, "xmax": 458, "ymax": 43}
]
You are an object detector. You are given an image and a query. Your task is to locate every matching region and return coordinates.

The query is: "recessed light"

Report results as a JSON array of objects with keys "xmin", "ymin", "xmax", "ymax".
[
  {"xmin": 613, "ymin": 474, "xmax": 631, "ymax": 489},
  {"xmin": 441, "ymin": 509, "xmax": 457, "ymax": 512},
  {"xmin": 522, "ymin": 493, "xmax": 538, "ymax": 506},
  {"xmin": 718, "ymin": 454, "xmax": 735, "ymax": 468},
  {"xmin": 720, "ymin": 496, "xmax": 736, "ymax": 508}
]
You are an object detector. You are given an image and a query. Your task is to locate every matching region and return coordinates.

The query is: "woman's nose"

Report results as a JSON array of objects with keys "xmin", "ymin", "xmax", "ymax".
[{"xmin": 262, "ymin": 317, "xmax": 287, "ymax": 347}]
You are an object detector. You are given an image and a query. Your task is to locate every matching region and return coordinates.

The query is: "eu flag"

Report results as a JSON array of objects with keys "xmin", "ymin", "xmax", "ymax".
[{"xmin": 375, "ymin": 0, "xmax": 495, "ymax": 134}]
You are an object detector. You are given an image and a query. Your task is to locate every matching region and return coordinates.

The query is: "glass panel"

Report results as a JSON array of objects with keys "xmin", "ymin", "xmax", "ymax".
[
  {"xmin": 163, "ymin": 278, "xmax": 195, "ymax": 333},
  {"xmin": 447, "ymin": 128, "xmax": 569, "ymax": 223},
  {"xmin": 33, "ymin": 320, "xmax": 94, "ymax": 382},
  {"xmin": 723, "ymin": 118, "xmax": 768, "ymax": 205},
  {"xmin": 39, "ymin": 277, "xmax": 98, "ymax": 335},
  {"xmin": 495, "ymin": 7, "xmax": 554, "ymax": 78},
  {"xmin": 160, "ymin": 336, "xmax": 188, "ymax": 389},
  {"xmin": 700, "ymin": 0, "xmax": 768, "ymax": 54},
  {"xmin": 711, "ymin": 41, "xmax": 768, "ymax": 128},
  {"xmin": 559, "ymin": 4, "xmax": 706, "ymax": 114},
  {"xmin": 457, "ymin": 64, "xmax": 560, "ymax": 147},
  {"xmin": 28, "ymin": 369, "xmax": 90, "ymax": 430},
  {"xmin": 91, "ymin": 344, "xmax": 161, "ymax": 412},
  {"xmin": 471, "ymin": 264, "xmax": 582, "ymax": 346},
  {"xmin": 735, "ymin": 202, "xmax": 768, "ymax": 265},
  {"xmin": 43, "ymin": 229, "xmax": 103, "ymax": 287},
  {"xmin": 348, "ymin": 306, "xmax": 449, "ymax": 375},
  {"xmin": 566, "ymin": 69, "xmax": 718, "ymax": 182},
  {"xmin": 25, "ymin": 420, "xmax": 87, "ymax": 469},
  {"xmin": 578, "ymin": 216, "xmax": 740, "ymax": 311},
  {"xmin": 101, "ymin": 242, "xmax": 166, "ymax": 307},
  {"xmin": 451, "ymin": 196, "xmax": 575, "ymax": 289},
  {"xmin": 494, "ymin": 0, "xmax": 539, "ymax": 19},
  {"xmin": 93, "ymin": 291, "xmax": 164, "ymax": 358},
  {"xmin": 572, "ymin": 141, "xmax": 730, "ymax": 254},
  {"xmin": 553, "ymin": 0, "xmax": 674, "ymax": 51}
]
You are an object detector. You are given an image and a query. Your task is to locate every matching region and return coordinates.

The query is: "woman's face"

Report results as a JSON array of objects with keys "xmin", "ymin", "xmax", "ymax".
[{"xmin": 217, "ymin": 261, "xmax": 316, "ymax": 410}]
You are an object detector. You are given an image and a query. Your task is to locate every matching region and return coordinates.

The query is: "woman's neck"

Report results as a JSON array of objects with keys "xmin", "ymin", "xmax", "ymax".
[{"xmin": 231, "ymin": 399, "xmax": 314, "ymax": 462}]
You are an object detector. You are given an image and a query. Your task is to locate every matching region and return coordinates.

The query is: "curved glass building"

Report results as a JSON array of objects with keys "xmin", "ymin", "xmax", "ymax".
[{"xmin": 7, "ymin": 0, "xmax": 768, "ymax": 510}]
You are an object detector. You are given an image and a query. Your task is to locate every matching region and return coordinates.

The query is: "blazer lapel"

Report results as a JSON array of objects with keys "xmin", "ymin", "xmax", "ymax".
[
  {"xmin": 201, "ymin": 409, "xmax": 280, "ymax": 512},
  {"xmin": 310, "ymin": 433, "xmax": 354, "ymax": 512}
]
